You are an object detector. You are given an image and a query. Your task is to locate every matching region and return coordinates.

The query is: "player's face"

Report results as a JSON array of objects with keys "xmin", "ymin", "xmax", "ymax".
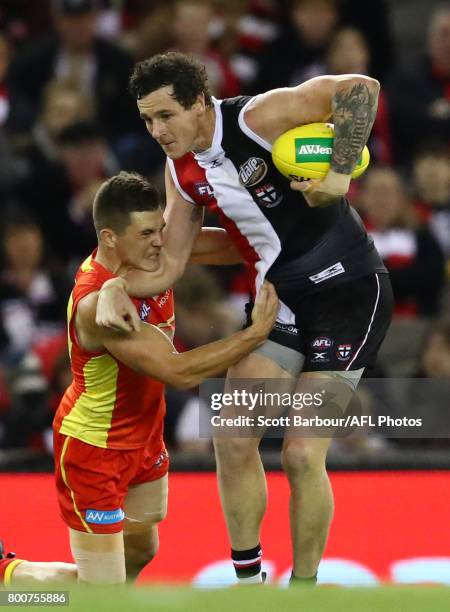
[
  {"xmin": 137, "ymin": 86, "xmax": 204, "ymax": 159},
  {"xmin": 116, "ymin": 209, "xmax": 165, "ymax": 272}
]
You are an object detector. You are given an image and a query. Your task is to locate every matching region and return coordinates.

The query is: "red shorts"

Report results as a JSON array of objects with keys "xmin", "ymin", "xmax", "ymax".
[{"xmin": 53, "ymin": 431, "xmax": 169, "ymax": 534}]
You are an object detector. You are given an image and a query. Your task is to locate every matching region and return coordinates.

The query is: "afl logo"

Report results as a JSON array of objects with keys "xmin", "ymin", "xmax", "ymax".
[{"xmin": 239, "ymin": 157, "xmax": 268, "ymax": 187}]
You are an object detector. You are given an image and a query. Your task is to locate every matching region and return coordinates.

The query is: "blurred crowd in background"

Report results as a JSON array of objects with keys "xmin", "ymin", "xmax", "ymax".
[{"xmin": 0, "ymin": 0, "xmax": 449, "ymax": 460}]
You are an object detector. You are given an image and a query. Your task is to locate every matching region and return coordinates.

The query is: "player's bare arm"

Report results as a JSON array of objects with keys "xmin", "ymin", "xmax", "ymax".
[
  {"xmin": 189, "ymin": 227, "xmax": 243, "ymax": 265},
  {"xmin": 80, "ymin": 282, "xmax": 278, "ymax": 389},
  {"xmin": 244, "ymin": 75, "xmax": 380, "ymax": 207},
  {"xmin": 123, "ymin": 163, "xmax": 204, "ymax": 296}
]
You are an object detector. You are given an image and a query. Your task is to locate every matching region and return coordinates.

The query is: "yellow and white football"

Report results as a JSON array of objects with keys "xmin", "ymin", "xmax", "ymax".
[{"xmin": 272, "ymin": 122, "xmax": 370, "ymax": 181}]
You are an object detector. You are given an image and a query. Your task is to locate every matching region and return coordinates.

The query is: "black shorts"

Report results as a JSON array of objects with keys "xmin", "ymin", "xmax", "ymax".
[{"xmin": 245, "ymin": 273, "xmax": 393, "ymax": 372}]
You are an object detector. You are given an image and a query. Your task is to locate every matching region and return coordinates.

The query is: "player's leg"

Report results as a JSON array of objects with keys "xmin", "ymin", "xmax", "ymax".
[
  {"xmin": 214, "ymin": 342, "xmax": 301, "ymax": 582},
  {"xmin": 52, "ymin": 433, "xmax": 132, "ymax": 584},
  {"xmin": 69, "ymin": 528, "xmax": 126, "ymax": 584},
  {"xmin": 0, "ymin": 543, "xmax": 77, "ymax": 586},
  {"xmin": 283, "ymin": 273, "xmax": 393, "ymax": 583},
  {"xmin": 282, "ymin": 372, "xmax": 357, "ymax": 582},
  {"xmin": 122, "ymin": 473, "xmax": 168, "ymax": 581}
]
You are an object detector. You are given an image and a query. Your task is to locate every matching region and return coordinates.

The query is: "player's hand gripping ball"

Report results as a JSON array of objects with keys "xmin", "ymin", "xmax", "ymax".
[{"xmin": 272, "ymin": 122, "xmax": 370, "ymax": 182}]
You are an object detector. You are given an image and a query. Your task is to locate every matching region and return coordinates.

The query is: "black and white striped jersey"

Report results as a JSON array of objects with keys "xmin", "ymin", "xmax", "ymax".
[{"xmin": 168, "ymin": 96, "xmax": 386, "ymax": 325}]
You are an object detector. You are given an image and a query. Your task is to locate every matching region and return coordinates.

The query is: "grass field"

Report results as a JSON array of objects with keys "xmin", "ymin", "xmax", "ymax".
[{"xmin": 5, "ymin": 585, "xmax": 450, "ymax": 611}]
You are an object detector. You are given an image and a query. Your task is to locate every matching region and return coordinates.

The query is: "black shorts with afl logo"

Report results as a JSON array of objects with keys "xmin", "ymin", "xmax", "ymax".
[{"xmin": 245, "ymin": 273, "xmax": 393, "ymax": 372}]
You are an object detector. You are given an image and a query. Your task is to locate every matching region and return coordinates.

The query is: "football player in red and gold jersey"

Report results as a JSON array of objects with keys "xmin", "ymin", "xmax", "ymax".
[{"xmin": 1, "ymin": 171, "xmax": 278, "ymax": 586}]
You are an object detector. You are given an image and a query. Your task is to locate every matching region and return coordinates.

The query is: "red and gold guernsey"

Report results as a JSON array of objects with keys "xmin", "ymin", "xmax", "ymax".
[{"xmin": 54, "ymin": 251, "xmax": 175, "ymax": 450}]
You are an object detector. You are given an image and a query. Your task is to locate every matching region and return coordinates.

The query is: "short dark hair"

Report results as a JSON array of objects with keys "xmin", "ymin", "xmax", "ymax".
[
  {"xmin": 93, "ymin": 171, "xmax": 161, "ymax": 235},
  {"xmin": 57, "ymin": 121, "xmax": 104, "ymax": 147},
  {"xmin": 129, "ymin": 52, "xmax": 212, "ymax": 109}
]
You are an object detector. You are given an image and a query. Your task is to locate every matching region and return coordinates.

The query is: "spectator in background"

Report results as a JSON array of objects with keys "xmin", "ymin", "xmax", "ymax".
[
  {"xmin": 252, "ymin": 0, "xmax": 340, "ymax": 91},
  {"xmin": 388, "ymin": 3, "xmax": 450, "ymax": 168},
  {"xmin": 0, "ymin": 33, "xmax": 26, "ymax": 202},
  {"xmin": 392, "ymin": 320, "xmax": 450, "ymax": 450},
  {"xmin": 17, "ymin": 79, "xmax": 95, "ymax": 201},
  {"xmin": 171, "ymin": 0, "xmax": 241, "ymax": 98},
  {"xmin": 20, "ymin": 121, "xmax": 117, "ymax": 266},
  {"xmin": 0, "ymin": 214, "xmax": 70, "ymax": 449},
  {"xmin": 0, "ymin": 0, "xmax": 53, "ymax": 48},
  {"xmin": 7, "ymin": 0, "xmax": 140, "ymax": 145},
  {"xmin": 360, "ymin": 167, "xmax": 445, "ymax": 318},
  {"xmin": 417, "ymin": 320, "xmax": 450, "ymax": 378},
  {"xmin": 0, "ymin": 214, "xmax": 69, "ymax": 365},
  {"xmin": 223, "ymin": 0, "xmax": 282, "ymax": 91},
  {"xmin": 412, "ymin": 146, "xmax": 450, "ymax": 260},
  {"xmin": 339, "ymin": 0, "xmax": 393, "ymax": 82}
]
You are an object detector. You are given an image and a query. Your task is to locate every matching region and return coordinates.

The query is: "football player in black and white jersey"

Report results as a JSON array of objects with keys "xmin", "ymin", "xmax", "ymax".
[{"xmin": 96, "ymin": 52, "xmax": 393, "ymax": 586}]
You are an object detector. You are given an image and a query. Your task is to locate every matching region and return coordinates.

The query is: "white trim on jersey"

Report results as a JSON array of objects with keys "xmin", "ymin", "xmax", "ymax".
[
  {"xmin": 346, "ymin": 274, "xmax": 380, "ymax": 370},
  {"xmin": 238, "ymin": 96, "xmax": 273, "ymax": 152},
  {"xmin": 194, "ymin": 101, "xmax": 295, "ymax": 322},
  {"xmin": 166, "ymin": 158, "xmax": 196, "ymax": 205},
  {"xmin": 278, "ymin": 301, "xmax": 296, "ymax": 326}
]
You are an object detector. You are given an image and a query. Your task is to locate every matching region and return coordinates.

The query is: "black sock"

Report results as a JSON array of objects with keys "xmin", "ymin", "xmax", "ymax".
[
  {"xmin": 231, "ymin": 544, "xmax": 262, "ymax": 580},
  {"xmin": 289, "ymin": 571, "xmax": 318, "ymax": 586}
]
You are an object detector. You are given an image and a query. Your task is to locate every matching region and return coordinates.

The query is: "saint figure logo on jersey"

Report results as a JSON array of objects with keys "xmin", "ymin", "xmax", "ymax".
[{"xmin": 239, "ymin": 157, "xmax": 268, "ymax": 187}]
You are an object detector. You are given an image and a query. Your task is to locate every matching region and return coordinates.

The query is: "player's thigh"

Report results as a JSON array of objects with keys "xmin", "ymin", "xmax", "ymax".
[
  {"xmin": 122, "ymin": 475, "xmax": 168, "ymax": 560},
  {"xmin": 282, "ymin": 370, "xmax": 357, "ymax": 475},
  {"xmin": 123, "ymin": 473, "xmax": 168, "ymax": 534},
  {"xmin": 214, "ymin": 349, "xmax": 297, "ymax": 463},
  {"xmin": 69, "ymin": 527, "xmax": 126, "ymax": 584}
]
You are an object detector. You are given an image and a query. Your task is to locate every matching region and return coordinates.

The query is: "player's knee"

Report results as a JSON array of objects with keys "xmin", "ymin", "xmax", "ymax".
[
  {"xmin": 126, "ymin": 544, "xmax": 157, "ymax": 569},
  {"xmin": 214, "ymin": 437, "xmax": 258, "ymax": 472},
  {"xmin": 282, "ymin": 442, "xmax": 325, "ymax": 481}
]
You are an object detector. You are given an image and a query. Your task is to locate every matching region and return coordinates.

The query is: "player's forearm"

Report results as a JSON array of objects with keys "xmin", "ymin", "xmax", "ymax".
[
  {"xmin": 169, "ymin": 327, "xmax": 265, "ymax": 389},
  {"xmin": 331, "ymin": 77, "xmax": 380, "ymax": 177},
  {"xmin": 121, "ymin": 253, "xmax": 182, "ymax": 298},
  {"xmin": 190, "ymin": 228, "xmax": 243, "ymax": 265}
]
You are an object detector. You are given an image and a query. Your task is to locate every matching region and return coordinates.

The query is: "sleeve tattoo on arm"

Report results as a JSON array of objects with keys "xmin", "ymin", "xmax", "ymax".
[{"xmin": 331, "ymin": 82, "xmax": 379, "ymax": 174}]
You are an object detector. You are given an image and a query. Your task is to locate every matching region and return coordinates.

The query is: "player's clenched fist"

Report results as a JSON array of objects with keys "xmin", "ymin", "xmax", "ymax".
[{"xmin": 96, "ymin": 277, "xmax": 141, "ymax": 333}]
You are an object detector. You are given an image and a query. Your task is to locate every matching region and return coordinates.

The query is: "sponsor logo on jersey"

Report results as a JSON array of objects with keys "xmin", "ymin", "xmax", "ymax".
[
  {"xmin": 275, "ymin": 321, "xmax": 299, "ymax": 336},
  {"xmin": 309, "ymin": 262, "xmax": 345, "ymax": 284},
  {"xmin": 254, "ymin": 183, "xmax": 283, "ymax": 208},
  {"xmin": 337, "ymin": 344, "xmax": 352, "ymax": 360},
  {"xmin": 311, "ymin": 337, "xmax": 333, "ymax": 349},
  {"xmin": 311, "ymin": 352, "xmax": 329, "ymax": 363},
  {"xmin": 239, "ymin": 157, "xmax": 268, "ymax": 187},
  {"xmin": 85, "ymin": 508, "xmax": 125, "ymax": 524},
  {"xmin": 139, "ymin": 301, "xmax": 151, "ymax": 321},
  {"xmin": 194, "ymin": 182, "xmax": 214, "ymax": 199},
  {"xmin": 157, "ymin": 290, "xmax": 171, "ymax": 308}
]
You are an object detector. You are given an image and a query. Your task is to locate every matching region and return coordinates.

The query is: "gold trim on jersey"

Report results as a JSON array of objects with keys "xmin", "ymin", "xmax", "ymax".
[
  {"xmin": 59, "ymin": 354, "xmax": 119, "ymax": 448},
  {"xmin": 60, "ymin": 437, "xmax": 93, "ymax": 533},
  {"xmin": 66, "ymin": 291, "xmax": 74, "ymax": 359},
  {"xmin": 80, "ymin": 254, "xmax": 94, "ymax": 272}
]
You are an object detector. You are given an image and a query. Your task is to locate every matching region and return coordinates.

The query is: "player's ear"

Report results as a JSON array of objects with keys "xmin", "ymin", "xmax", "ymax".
[
  {"xmin": 99, "ymin": 228, "xmax": 117, "ymax": 248},
  {"xmin": 194, "ymin": 93, "xmax": 206, "ymax": 113}
]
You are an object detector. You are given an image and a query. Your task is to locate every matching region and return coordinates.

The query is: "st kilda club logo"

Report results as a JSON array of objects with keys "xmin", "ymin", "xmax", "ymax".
[{"xmin": 239, "ymin": 157, "xmax": 283, "ymax": 208}]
